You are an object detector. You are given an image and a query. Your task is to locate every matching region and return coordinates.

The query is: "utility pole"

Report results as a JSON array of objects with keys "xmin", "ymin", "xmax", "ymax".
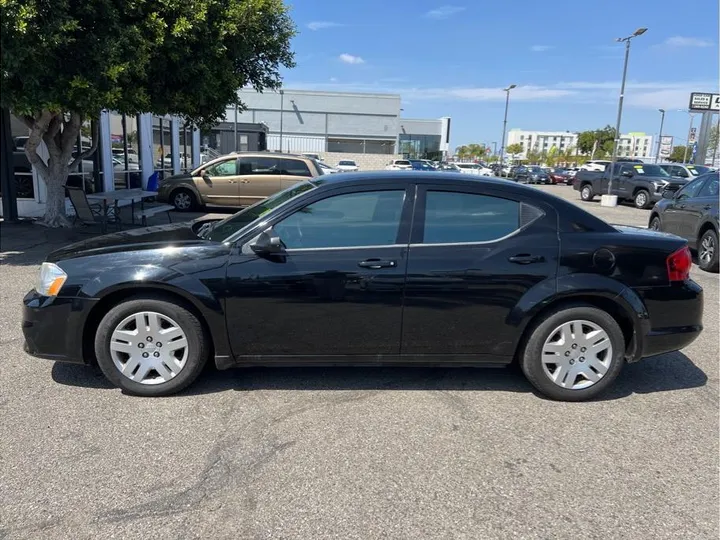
[
  {"xmin": 499, "ymin": 84, "xmax": 516, "ymax": 166},
  {"xmin": 655, "ymin": 108, "xmax": 665, "ymax": 163}
]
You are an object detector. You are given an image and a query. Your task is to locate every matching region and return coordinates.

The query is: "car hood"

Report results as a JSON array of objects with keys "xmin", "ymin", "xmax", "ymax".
[{"xmin": 47, "ymin": 222, "xmax": 208, "ymax": 262}]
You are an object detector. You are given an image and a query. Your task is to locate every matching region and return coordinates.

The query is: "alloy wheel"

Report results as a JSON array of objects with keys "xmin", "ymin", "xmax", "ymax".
[
  {"xmin": 700, "ymin": 234, "xmax": 715, "ymax": 265},
  {"xmin": 635, "ymin": 192, "xmax": 648, "ymax": 208},
  {"xmin": 174, "ymin": 192, "xmax": 191, "ymax": 210},
  {"xmin": 109, "ymin": 311, "xmax": 189, "ymax": 385},
  {"xmin": 540, "ymin": 319, "xmax": 613, "ymax": 390}
]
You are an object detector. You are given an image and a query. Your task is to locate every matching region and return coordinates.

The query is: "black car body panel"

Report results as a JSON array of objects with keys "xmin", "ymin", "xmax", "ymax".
[
  {"xmin": 23, "ymin": 172, "xmax": 703, "ymax": 373},
  {"xmin": 649, "ymin": 172, "xmax": 719, "ymax": 250}
]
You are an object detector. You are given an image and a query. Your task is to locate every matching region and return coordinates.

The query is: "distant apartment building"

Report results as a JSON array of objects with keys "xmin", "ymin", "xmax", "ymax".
[{"xmin": 506, "ymin": 129, "xmax": 654, "ymax": 161}]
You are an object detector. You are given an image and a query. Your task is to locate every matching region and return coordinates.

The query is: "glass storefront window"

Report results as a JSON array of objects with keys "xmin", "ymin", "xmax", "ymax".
[{"xmin": 110, "ymin": 112, "xmax": 141, "ymax": 189}]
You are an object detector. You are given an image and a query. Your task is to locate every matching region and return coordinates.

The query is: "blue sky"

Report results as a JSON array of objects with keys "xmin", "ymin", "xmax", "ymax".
[{"xmin": 283, "ymin": 0, "xmax": 718, "ymax": 150}]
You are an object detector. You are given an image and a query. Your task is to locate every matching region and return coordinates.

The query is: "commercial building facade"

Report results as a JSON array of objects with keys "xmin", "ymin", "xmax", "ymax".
[{"xmin": 506, "ymin": 129, "xmax": 654, "ymax": 161}]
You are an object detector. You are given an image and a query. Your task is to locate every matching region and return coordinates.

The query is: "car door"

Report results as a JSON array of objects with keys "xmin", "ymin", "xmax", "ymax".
[
  {"xmin": 224, "ymin": 185, "xmax": 413, "ymax": 359},
  {"xmin": 682, "ymin": 175, "xmax": 716, "ymax": 244},
  {"xmin": 615, "ymin": 164, "xmax": 634, "ymax": 198},
  {"xmin": 278, "ymin": 157, "xmax": 314, "ymax": 189},
  {"xmin": 194, "ymin": 157, "xmax": 241, "ymax": 206},
  {"xmin": 237, "ymin": 156, "xmax": 283, "ymax": 206},
  {"xmin": 663, "ymin": 177, "xmax": 706, "ymax": 238},
  {"xmin": 401, "ymin": 184, "xmax": 558, "ymax": 362}
]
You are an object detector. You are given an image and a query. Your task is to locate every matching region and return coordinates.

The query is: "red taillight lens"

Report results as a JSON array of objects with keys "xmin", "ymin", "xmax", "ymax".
[{"xmin": 666, "ymin": 246, "xmax": 692, "ymax": 281}]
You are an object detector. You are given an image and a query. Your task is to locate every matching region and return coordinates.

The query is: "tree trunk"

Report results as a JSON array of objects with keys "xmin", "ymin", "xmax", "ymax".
[{"xmin": 43, "ymin": 162, "xmax": 71, "ymax": 228}]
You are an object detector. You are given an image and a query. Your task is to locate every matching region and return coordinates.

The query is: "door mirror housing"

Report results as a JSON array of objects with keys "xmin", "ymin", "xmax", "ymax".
[
  {"xmin": 199, "ymin": 169, "xmax": 210, "ymax": 180},
  {"xmin": 250, "ymin": 229, "xmax": 286, "ymax": 255}
]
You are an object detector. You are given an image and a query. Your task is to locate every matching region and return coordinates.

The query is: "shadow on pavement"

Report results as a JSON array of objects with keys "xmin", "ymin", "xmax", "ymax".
[{"xmin": 50, "ymin": 350, "xmax": 707, "ymax": 401}]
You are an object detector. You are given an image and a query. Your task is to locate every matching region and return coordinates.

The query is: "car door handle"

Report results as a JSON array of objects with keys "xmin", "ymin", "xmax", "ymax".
[
  {"xmin": 358, "ymin": 259, "xmax": 396, "ymax": 269},
  {"xmin": 704, "ymin": 205, "xmax": 712, "ymax": 210},
  {"xmin": 227, "ymin": 180, "xmax": 236, "ymax": 184},
  {"xmin": 240, "ymin": 179, "xmax": 250, "ymax": 184},
  {"xmin": 508, "ymin": 254, "xmax": 545, "ymax": 265}
]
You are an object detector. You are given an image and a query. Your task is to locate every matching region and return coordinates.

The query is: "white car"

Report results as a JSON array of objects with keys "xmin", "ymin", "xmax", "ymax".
[
  {"xmin": 317, "ymin": 161, "xmax": 339, "ymax": 174},
  {"xmin": 581, "ymin": 160, "xmax": 611, "ymax": 172},
  {"xmin": 336, "ymin": 160, "xmax": 359, "ymax": 172},
  {"xmin": 385, "ymin": 159, "xmax": 412, "ymax": 170},
  {"xmin": 453, "ymin": 163, "xmax": 492, "ymax": 176}
]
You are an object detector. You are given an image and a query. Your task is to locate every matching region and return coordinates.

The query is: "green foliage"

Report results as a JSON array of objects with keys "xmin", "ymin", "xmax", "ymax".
[
  {"xmin": 668, "ymin": 146, "xmax": 688, "ymax": 163},
  {"xmin": 456, "ymin": 144, "xmax": 489, "ymax": 160},
  {"xmin": 505, "ymin": 143, "xmax": 523, "ymax": 156},
  {"xmin": 525, "ymin": 148, "xmax": 542, "ymax": 164},
  {"xmin": 1, "ymin": 0, "xmax": 296, "ymax": 126},
  {"xmin": 576, "ymin": 125, "xmax": 617, "ymax": 155}
]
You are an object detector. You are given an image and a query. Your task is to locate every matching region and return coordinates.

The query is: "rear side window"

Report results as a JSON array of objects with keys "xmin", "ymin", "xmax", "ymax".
[
  {"xmin": 279, "ymin": 158, "xmax": 312, "ymax": 177},
  {"xmin": 422, "ymin": 191, "xmax": 524, "ymax": 244},
  {"xmin": 240, "ymin": 156, "xmax": 281, "ymax": 175}
]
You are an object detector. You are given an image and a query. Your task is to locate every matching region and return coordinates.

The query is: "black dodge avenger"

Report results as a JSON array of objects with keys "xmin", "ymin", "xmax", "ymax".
[{"xmin": 23, "ymin": 172, "xmax": 703, "ymax": 401}]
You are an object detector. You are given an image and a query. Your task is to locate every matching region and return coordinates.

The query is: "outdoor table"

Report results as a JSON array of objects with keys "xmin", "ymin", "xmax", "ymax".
[{"xmin": 87, "ymin": 189, "xmax": 158, "ymax": 232}]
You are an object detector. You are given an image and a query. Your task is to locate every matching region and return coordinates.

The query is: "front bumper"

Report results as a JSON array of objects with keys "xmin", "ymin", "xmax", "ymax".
[{"xmin": 22, "ymin": 290, "xmax": 98, "ymax": 364}]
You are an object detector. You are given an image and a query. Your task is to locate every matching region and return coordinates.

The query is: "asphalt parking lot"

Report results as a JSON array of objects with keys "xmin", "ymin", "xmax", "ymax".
[{"xmin": 1, "ymin": 184, "xmax": 718, "ymax": 540}]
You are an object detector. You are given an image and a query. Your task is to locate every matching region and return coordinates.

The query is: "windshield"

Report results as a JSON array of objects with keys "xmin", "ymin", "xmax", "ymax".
[
  {"xmin": 530, "ymin": 167, "xmax": 544, "ymax": 173},
  {"xmin": 201, "ymin": 180, "xmax": 323, "ymax": 242},
  {"xmin": 689, "ymin": 165, "xmax": 711, "ymax": 175},
  {"xmin": 630, "ymin": 164, "xmax": 670, "ymax": 177}
]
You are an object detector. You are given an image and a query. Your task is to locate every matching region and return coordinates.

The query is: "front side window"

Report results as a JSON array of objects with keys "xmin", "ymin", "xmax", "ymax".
[
  {"xmin": 205, "ymin": 159, "xmax": 237, "ymax": 176},
  {"xmin": 676, "ymin": 177, "xmax": 705, "ymax": 200},
  {"xmin": 422, "ymin": 191, "xmax": 522, "ymax": 244},
  {"xmin": 698, "ymin": 174, "xmax": 719, "ymax": 197},
  {"xmin": 274, "ymin": 190, "xmax": 406, "ymax": 249}
]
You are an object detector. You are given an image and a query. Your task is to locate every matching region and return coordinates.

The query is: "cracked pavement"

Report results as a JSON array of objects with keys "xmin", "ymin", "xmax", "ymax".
[{"xmin": 1, "ymin": 186, "xmax": 718, "ymax": 539}]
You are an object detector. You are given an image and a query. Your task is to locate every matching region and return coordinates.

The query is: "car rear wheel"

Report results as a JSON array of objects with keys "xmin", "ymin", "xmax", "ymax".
[
  {"xmin": 171, "ymin": 188, "xmax": 197, "ymax": 211},
  {"xmin": 94, "ymin": 297, "xmax": 209, "ymax": 396},
  {"xmin": 649, "ymin": 216, "xmax": 661, "ymax": 231},
  {"xmin": 520, "ymin": 305, "xmax": 625, "ymax": 401},
  {"xmin": 698, "ymin": 228, "xmax": 719, "ymax": 273},
  {"xmin": 580, "ymin": 184, "xmax": 594, "ymax": 201},
  {"xmin": 634, "ymin": 189, "xmax": 651, "ymax": 209}
]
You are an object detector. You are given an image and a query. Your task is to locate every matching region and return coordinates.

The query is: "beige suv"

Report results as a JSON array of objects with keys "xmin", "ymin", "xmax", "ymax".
[{"xmin": 157, "ymin": 153, "xmax": 323, "ymax": 211}]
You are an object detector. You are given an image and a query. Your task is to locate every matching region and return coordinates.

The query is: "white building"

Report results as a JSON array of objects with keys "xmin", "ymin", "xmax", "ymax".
[
  {"xmin": 506, "ymin": 129, "xmax": 654, "ymax": 161},
  {"xmin": 506, "ymin": 130, "xmax": 578, "ymax": 160}
]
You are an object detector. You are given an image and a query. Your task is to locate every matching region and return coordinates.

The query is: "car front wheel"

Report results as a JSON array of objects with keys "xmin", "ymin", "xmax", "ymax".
[
  {"xmin": 698, "ymin": 228, "xmax": 719, "ymax": 273},
  {"xmin": 634, "ymin": 189, "xmax": 651, "ymax": 209},
  {"xmin": 94, "ymin": 296, "xmax": 209, "ymax": 396},
  {"xmin": 649, "ymin": 216, "xmax": 661, "ymax": 231},
  {"xmin": 580, "ymin": 184, "xmax": 594, "ymax": 201},
  {"xmin": 520, "ymin": 305, "xmax": 625, "ymax": 401},
  {"xmin": 171, "ymin": 188, "xmax": 197, "ymax": 211}
]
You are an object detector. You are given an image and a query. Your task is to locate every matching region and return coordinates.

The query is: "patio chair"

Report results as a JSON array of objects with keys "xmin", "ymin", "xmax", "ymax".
[{"xmin": 66, "ymin": 186, "xmax": 120, "ymax": 231}]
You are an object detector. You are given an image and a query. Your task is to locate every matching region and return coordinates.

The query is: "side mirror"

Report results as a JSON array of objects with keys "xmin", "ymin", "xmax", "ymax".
[
  {"xmin": 250, "ymin": 229, "xmax": 286, "ymax": 255},
  {"xmin": 662, "ymin": 189, "xmax": 675, "ymax": 199},
  {"xmin": 199, "ymin": 169, "xmax": 210, "ymax": 180}
]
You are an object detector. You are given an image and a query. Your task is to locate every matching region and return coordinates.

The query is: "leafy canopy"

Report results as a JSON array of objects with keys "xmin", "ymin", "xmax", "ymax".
[{"xmin": 1, "ymin": 0, "xmax": 296, "ymax": 125}]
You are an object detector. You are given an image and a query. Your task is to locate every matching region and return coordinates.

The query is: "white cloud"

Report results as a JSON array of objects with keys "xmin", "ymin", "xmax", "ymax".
[
  {"xmin": 329, "ymin": 77, "xmax": 338, "ymax": 82},
  {"xmin": 530, "ymin": 45, "xmax": 554, "ymax": 52},
  {"xmin": 663, "ymin": 36, "xmax": 714, "ymax": 48},
  {"xmin": 339, "ymin": 53, "xmax": 365, "ymax": 65},
  {"xmin": 307, "ymin": 21, "xmax": 342, "ymax": 31},
  {"xmin": 424, "ymin": 6, "xmax": 465, "ymax": 19}
]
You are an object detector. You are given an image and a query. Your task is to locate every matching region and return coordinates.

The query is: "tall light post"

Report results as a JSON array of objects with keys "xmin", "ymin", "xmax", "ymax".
[
  {"xmin": 655, "ymin": 108, "xmax": 665, "ymax": 163},
  {"xmin": 682, "ymin": 111, "xmax": 696, "ymax": 164},
  {"xmin": 604, "ymin": 27, "xmax": 647, "ymax": 207},
  {"xmin": 499, "ymin": 84, "xmax": 516, "ymax": 165},
  {"xmin": 279, "ymin": 89, "xmax": 284, "ymax": 152}
]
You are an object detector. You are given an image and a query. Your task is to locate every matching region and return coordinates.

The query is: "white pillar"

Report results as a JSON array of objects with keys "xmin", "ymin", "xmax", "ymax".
[
  {"xmin": 99, "ymin": 111, "xmax": 114, "ymax": 192},
  {"xmin": 192, "ymin": 128, "xmax": 201, "ymax": 168},
  {"xmin": 171, "ymin": 117, "xmax": 181, "ymax": 174},
  {"xmin": 138, "ymin": 114, "xmax": 154, "ymax": 189}
]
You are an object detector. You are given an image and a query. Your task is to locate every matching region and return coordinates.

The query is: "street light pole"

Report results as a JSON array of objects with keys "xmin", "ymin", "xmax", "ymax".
[
  {"xmin": 655, "ymin": 108, "xmax": 665, "ymax": 163},
  {"xmin": 605, "ymin": 27, "xmax": 647, "ymax": 207},
  {"xmin": 683, "ymin": 113, "xmax": 695, "ymax": 164},
  {"xmin": 279, "ymin": 89, "xmax": 284, "ymax": 152},
  {"xmin": 499, "ymin": 84, "xmax": 516, "ymax": 166}
]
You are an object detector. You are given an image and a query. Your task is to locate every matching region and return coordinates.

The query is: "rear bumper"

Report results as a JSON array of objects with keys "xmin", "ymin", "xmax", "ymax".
[
  {"xmin": 22, "ymin": 290, "xmax": 97, "ymax": 364},
  {"xmin": 631, "ymin": 279, "xmax": 703, "ymax": 361}
]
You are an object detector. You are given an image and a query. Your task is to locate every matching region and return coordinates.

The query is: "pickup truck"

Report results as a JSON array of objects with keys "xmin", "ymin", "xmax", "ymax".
[{"xmin": 573, "ymin": 162, "xmax": 687, "ymax": 209}]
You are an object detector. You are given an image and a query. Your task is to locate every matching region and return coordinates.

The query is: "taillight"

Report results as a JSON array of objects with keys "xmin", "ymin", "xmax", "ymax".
[{"xmin": 666, "ymin": 246, "xmax": 692, "ymax": 282}]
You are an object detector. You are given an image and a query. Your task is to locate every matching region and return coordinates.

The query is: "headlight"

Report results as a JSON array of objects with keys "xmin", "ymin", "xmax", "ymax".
[
  {"xmin": 36, "ymin": 262, "xmax": 67, "ymax": 296},
  {"xmin": 653, "ymin": 180, "xmax": 669, "ymax": 192}
]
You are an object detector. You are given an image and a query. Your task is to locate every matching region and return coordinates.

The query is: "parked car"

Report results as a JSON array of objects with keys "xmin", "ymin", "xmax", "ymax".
[
  {"xmin": 566, "ymin": 167, "xmax": 580, "ymax": 179},
  {"xmin": 409, "ymin": 159, "xmax": 435, "ymax": 171},
  {"xmin": 548, "ymin": 168, "xmax": 572, "ymax": 185},
  {"xmin": 514, "ymin": 166, "xmax": 551, "ymax": 184},
  {"xmin": 385, "ymin": 159, "xmax": 412, "ymax": 170},
  {"xmin": 23, "ymin": 172, "xmax": 704, "ymax": 402},
  {"xmin": 156, "ymin": 152, "xmax": 323, "ymax": 211},
  {"xmin": 649, "ymin": 172, "xmax": 719, "ymax": 272},
  {"xmin": 659, "ymin": 163, "xmax": 713, "ymax": 180},
  {"xmin": 316, "ymin": 161, "xmax": 339, "ymax": 174},
  {"xmin": 453, "ymin": 163, "xmax": 492, "ymax": 176},
  {"xmin": 573, "ymin": 163, "xmax": 687, "ymax": 209},
  {"xmin": 581, "ymin": 160, "xmax": 612, "ymax": 172},
  {"xmin": 336, "ymin": 160, "xmax": 359, "ymax": 172}
]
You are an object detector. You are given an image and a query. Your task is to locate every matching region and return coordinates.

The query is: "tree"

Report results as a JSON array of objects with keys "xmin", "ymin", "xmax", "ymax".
[
  {"xmin": 1, "ymin": 0, "xmax": 295, "ymax": 226},
  {"xmin": 577, "ymin": 125, "xmax": 616, "ymax": 156},
  {"xmin": 668, "ymin": 146, "xmax": 688, "ymax": 163},
  {"xmin": 455, "ymin": 145, "xmax": 470, "ymax": 159},
  {"xmin": 506, "ymin": 143, "xmax": 523, "ymax": 161},
  {"xmin": 545, "ymin": 146, "xmax": 559, "ymax": 167},
  {"xmin": 526, "ymin": 148, "xmax": 543, "ymax": 164}
]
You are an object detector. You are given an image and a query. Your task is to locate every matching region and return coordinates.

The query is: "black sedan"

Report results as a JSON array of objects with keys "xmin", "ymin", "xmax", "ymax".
[
  {"xmin": 649, "ymin": 172, "xmax": 719, "ymax": 272},
  {"xmin": 514, "ymin": 166, "xmax": 551, "ymax": 184},
  {"xmin": 23, "ymin": 173, "xmax": 703, "ymax": 401}
]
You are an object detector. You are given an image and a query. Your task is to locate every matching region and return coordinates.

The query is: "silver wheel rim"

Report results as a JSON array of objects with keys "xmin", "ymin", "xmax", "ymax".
[
  {"xmin": 636, "ymin": 192, "xmax": 647, "ymax": 207},
  {"xmin": 541, "ymin": 319, "xmax": 613, "ymax": 390},
  {"xmin": 174, "ymin": 192, "xmax": 191, "ymax": 210},
  {"xmin": 109, "ymin": 311, "xmax": 189, "ymax": 385},
  {"xmin": 582, "ymin": 187, "xmax": 591, "ymax": 199},
  {"xmin": 700, "ymin": 234, "xmax": 715, "ymax": 264}
]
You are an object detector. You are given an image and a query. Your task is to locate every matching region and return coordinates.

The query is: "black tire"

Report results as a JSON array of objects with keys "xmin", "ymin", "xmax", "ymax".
[
  {"xmin": 171, "ymin": 188, "xmax": 198, "ymax": 212},
  {"xmin": 698, "ymin": 228, "xmax": 719, "ymax": 273},
  {"xmin": 580, "ymin": 184, "xmax": 594, "ymax": 201},
  {"xmin": 520, "ymin": 305, "xmax": 625, "ymax": 401},
  {"xmin": 649, "ymin": 215, "xmax": 661, "ymax": 231},
  {"xmin": 634, "ymin": 189, "xmax": 651, "ymax": 209},
  {"xmin": 94, "ymin": 296, "xmax": 209, "ymax": 396}
]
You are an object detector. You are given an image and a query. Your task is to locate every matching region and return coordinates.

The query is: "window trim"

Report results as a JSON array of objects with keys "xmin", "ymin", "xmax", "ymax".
[{"xmin": 410, "ymin": 185, "xmax": 549, "ymax": 246}]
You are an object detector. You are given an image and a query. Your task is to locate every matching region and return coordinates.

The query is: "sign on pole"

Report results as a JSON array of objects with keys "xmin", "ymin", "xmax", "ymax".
[
  {"xmin": 689, "ymin": 92, "xmax": 720, "ymax": 112},
  {"xmin": 689, "ymin": 127, "xmax": 697, "ymax": 144},
  {"xmin": 659, "ymin": 135, "xmax": 673, "ymax": 158}
]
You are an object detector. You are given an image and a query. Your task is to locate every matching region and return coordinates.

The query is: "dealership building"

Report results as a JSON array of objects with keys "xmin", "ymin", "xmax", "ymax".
[{"xmin": 1, "ymin": 89, "xmax": 451, "ymax": 218}]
